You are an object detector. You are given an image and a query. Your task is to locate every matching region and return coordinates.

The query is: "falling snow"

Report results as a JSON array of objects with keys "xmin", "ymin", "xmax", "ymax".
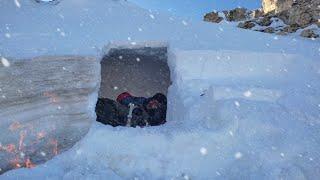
[
  {"xmin": 200, "ymin": 147, "xmax": 208, "ymax": 155},
  {"xmin": 1, "ymin": 57, "xmax": 10, "ymax": 67},
  {"xmin": 14, "ymin": 0, "xmax": 21, "ymax": 8},
  {"xmin": 234, "ymin": 152, "xmax": 243, "ymax": 159},
  {"xmin": 243, "ymin": 91, "xmax": 252, "ymax": 98}
]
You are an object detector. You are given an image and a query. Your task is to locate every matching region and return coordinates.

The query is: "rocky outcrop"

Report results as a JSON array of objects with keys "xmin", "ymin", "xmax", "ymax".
[
  {"xmin": 203, "ymin": 0, "xmax": 320, "ymax": 39},
  {"xmin": 278, "ymin": 0, "xmax": 320, "ymax": 27},
  {"xmin": 282, "ymin": 24, "xmax": 300, "ymax": 33},
  {"xmin": 223, "ymin": 8, "xmax": 250, "ymax": 21},
  {"xmin": 256, "ymin": 16, "xmax": 273, "ymax": 26},
  {"xmin": 263, "ymin": 27, "xmax": 276, "ymax": 33},
  {"xmin": 0, "ymin": 56, "xmax": 100, "ymax": 174},
  {"xmin": 262, "ymin": 0, "xmax": 294, "ymax": 14},
  {"xmin": 238, "ymin": 21, "xmax": 256, "ymax": 29},
  {"xmin": 300, "ymin": 29, "xmax": 320, "ymax": 38},
  {"xmin": 204, "ymin": 12, "xmax": 223, "ymax": 23},
  {"xmin": 250, "ymin": 9, "xmax": 264, "ymax": 18}
]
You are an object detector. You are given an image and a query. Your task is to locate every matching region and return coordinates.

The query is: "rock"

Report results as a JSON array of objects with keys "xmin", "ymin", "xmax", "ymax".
[
  {"xmin": 300, "ymin": 29, "xmax": 320, "ymax": 38},
  {"xmin": 238, "ymin": 21, "xmax": 256, "ymax": 29},
  {"xmin": 257, "ymin": 16, "xmax": 273, "ymax": 26},
  {"xmin": 204, "ymin": 12, "xmax": 223, "ymax": 23},
  {"xmin": 283, "ymin": 24, "xmax": 300, "ymax": 33},
  {"xmin": 224, "ymin": 8, "xmax": 249, "ymax": 22},
  {"xmin": 263, "ymin": 27, "xmax": 275, "ymax": 33},
  {"xmin": 276, "ymin": 31, "xmax": 288, "ymax": 36},
  {"xmin": 250, "ymin": 9, "xmax": 264, "ymax": 18},
  {"xmin": 0, "ymin": 56, "xmax": 100, "ymax": 174},
  {"xmin": 262, "ymin": 0, "xmax": 294, "ymax": 14},
  {"xmin": 295, "ymin": 12, "xmax": 313, "ymax": 27},
  {"xmin": 278, "ymin": 0, "xmax": 320, "ymax": 27}
]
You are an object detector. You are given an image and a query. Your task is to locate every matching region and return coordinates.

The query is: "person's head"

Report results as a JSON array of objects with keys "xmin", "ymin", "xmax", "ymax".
[{"xmin": 116, "ymin": 92, "xmax": 132, "ymax": 104}]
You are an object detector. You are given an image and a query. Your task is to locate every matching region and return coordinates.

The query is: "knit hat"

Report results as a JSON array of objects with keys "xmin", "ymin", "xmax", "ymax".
[{"xmin": 116, "ymin": 92, "xmax": 132, "ymax": 103}]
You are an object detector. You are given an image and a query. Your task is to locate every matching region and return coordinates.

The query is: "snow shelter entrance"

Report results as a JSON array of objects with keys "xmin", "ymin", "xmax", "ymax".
[{"xmin": 99, "ymin": 44, "xmax": 171, "ymax": 100}]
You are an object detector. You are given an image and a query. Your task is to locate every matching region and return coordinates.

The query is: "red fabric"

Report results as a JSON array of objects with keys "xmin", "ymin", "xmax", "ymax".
[{"xmin": 116, "ymin": 92, "xmax": 132, "ymax": 102}]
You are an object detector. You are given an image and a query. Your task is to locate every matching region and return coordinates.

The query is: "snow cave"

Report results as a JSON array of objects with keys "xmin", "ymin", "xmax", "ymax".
[
  {"xmin": 99, "ymin": 44, "xmax": 171, "ymax": 99},
  {"xmin": 97, "ymin": 43, "xmax": 171, "ymax": 126}
]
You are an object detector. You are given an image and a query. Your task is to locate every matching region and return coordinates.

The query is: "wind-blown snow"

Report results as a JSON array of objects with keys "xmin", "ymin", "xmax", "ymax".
[{"xmin": 1, "ymin": 0, "xmax": 320, "ymax": 179}]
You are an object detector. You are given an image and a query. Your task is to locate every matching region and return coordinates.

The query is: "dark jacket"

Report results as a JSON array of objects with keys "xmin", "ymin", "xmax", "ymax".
[{"xmin": 96, "ymin": 93, "xmax": 167, "ymax": 127}]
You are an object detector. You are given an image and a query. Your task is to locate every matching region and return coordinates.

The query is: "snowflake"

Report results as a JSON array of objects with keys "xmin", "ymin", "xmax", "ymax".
[
  {"xmin": 1, "ymin": 57, "xmax": 10, "ymax": 67},
  {"xmin": 182, "ymin": 20, "xmax": 188, "ymax": 26},
  {"xmin": 243, "ymin": 91, "xmax": 252, "ymax": 97},
  {"xmin": 5, "ymin": 33, "xmax": 11, "ymax": 38},
  {"xmin": 149, "ymin": 14, "xmax": 155, "ymax": 19},
  {"xmin": 234, "ymin": 101, "xmax": 240, "ymax": 107},
  {"xmin": 234, "ymin": 152, "xmax": 243, "ymax": 159},
  {"xmin": 200, "ymin": 147, "xmax": 208, "ymax": 155},
  {"xmin": 14, "ymin": 0, "xmax": 21, "ymax": 8}
]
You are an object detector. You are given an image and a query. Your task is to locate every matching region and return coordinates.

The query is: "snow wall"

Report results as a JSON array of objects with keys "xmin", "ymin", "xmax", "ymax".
[
  {"xmin": 0, "ymin": 56, "xmax": 100, "ymax": 173},
  {"xmin": 1, "ymin": 42, "xmax": 318, "ymax": 177}
]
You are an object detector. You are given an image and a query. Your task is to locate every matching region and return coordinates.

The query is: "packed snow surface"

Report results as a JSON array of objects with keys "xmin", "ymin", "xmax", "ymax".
[{"xmin": 1, "ymin": 0, "xmax": 320, "ymax": 179}]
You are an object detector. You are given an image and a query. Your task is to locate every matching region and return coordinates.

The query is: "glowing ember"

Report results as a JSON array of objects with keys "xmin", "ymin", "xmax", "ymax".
[
  {"xmin": 37, "ymin": 131, "xmax": 46, "ymax": 139},
  {"xmin": 9, "ymin": 122, "xmax": 22, "ymax": 131},
  {"xmin": 25, "ymin": 158, "xmax": 36, "ymax": 168},
  {"xmin": 19, "ymin": 131, "xmax": 26, "ymax": 151},
  {"xmin": 10, "ymin": 157, "xmax": 22, "ymax": 169},
  {"xmin": 6, "ymin": 144, "xmax": 16, "ymax": 153},
  {"xmin": 50, "ymin": 139, "xmax": 58, "ymax": 155},
  {"xmin": 43, "ymin": 92, "xmax": 60, "ymax": 103}
]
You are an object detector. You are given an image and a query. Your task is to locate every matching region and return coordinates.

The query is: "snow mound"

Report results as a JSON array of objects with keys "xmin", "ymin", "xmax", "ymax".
[{"xmin": 2, "ymin": 49, "xmax": 320, "ymax": 179}]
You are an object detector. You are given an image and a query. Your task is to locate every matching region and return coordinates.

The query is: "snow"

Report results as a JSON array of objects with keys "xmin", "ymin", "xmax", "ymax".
[{"xmin": 1, "ymin": 0, "xmax": 320, "ymax": 179}]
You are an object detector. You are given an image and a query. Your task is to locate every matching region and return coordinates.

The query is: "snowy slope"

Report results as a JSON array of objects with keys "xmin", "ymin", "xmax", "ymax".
[
  {"xmin": 1, "ymin": 0, "xmax": 320, "ymax": 179},
  {"xmin": 0, "ymin": 0, "xmax": 318, "ymax": 58}
]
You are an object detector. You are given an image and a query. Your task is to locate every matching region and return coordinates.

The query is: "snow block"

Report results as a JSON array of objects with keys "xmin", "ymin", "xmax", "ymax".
[
  {"xmin": 172, "ymin": 50, "xmax": 316, "ymax": 86},
  {"xmin": 0, "ymin": 56, "xmax": 100, "ymax": 174}
]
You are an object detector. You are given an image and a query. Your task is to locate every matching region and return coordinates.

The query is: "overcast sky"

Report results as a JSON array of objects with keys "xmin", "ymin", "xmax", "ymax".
[{"xmin": 129, "ymin": 0, "xmax": 261, "ymax": 20}]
